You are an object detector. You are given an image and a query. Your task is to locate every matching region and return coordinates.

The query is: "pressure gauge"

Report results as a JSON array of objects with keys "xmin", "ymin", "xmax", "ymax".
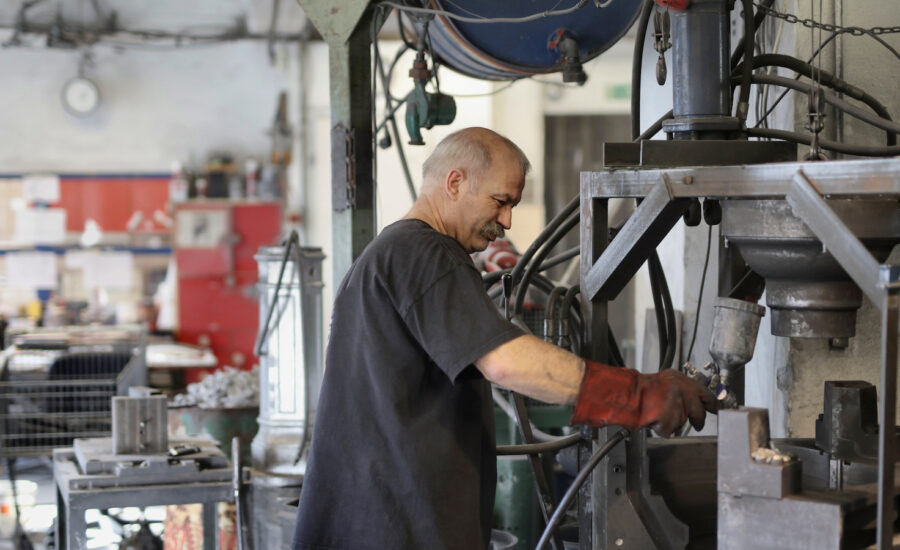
[{"xmin": 62, "ymin": 77, "xmax": 101, "ymax": 117}]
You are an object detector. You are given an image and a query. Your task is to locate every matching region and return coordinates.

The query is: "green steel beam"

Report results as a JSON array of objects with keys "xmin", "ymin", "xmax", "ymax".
[{"xmin": 297, "ymin": 0, "xmax": 376, "ymax": 288}]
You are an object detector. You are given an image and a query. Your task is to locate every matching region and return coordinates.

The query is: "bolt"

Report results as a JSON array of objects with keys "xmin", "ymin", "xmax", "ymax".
[
  {"xmin": 612, "ymin": 464, "xmax": 623, "ymax": 473},
  {"xmin": 684, "ymin": 175, "xmax": 693, "ymax": 185},
  {"xmin": 614, "ymin": 488, "xmax": 623, "ymax": 496},
  {"xmin": 615, "ymin": 537, "xmax": 625, "ymax": 546}
]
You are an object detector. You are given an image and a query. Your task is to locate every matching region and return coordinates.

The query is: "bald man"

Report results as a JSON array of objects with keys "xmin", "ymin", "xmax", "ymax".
[{"xmin": 292, "ymin": 127, "xmax": 715, "ymax": 550}]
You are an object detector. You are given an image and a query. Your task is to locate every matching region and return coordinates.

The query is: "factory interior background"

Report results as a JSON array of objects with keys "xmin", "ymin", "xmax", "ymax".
[{"xmin": 0, "ymin": 0, "xmax": 900, "ymax": 549}]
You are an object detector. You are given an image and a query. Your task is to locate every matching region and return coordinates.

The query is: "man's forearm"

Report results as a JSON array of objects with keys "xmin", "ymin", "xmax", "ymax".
[{"xmin": 475, "ymin": 334, "xmax": 586, "ymax": 405}]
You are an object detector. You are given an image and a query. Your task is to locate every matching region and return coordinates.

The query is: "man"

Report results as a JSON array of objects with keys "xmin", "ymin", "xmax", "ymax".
[{"xmin": 293, "ymin": 127, "xmax": 715, "ymax": 550}]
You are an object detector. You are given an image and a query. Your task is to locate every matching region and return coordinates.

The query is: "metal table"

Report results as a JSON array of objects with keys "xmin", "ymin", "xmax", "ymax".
[{"xmin": 54, "ymin": 436, "xmax": 233, "ymax": 550}]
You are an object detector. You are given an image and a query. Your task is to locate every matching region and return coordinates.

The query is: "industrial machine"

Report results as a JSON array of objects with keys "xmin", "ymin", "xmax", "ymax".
[{"xmin": 291, "ymin": 1, "xmax": 900, "ymax": 549}]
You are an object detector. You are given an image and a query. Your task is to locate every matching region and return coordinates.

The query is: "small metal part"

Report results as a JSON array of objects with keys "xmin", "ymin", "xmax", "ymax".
[{"xmin": 169, "ymin": 444, "xmax": 201, "ymax": 457}]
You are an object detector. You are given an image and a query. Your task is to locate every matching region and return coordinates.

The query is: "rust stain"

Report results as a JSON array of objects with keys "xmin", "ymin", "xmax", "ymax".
[{"xmin": 331, "ymin": 7, "xmax": 339, "ymax": 14}]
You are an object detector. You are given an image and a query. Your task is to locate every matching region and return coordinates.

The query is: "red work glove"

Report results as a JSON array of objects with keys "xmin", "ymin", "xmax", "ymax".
[{"xmin": 570, "ymin": 360, "xmax": 718, "ymax": 437}]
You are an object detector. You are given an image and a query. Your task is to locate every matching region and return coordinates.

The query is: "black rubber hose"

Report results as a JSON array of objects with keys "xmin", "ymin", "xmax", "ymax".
[
  {"xmin": 734, "ymin": 53, "xmax": 895, "ymax": 145},
  {"xmin": 738, "ymin": 73, "xmax": 900, "ymax": 138},
  {"xmin": 496, "ymin": 432, "xmax": 582, "ymax": 456},
  {"xmin": 729, "ymin": 0, "xmax": 774, "ymax": 68},
  {"xmin": 489, "ymin": 272, "xmax": 558, "ymax": 301},
  {"xmin": 648, "ymin": 252, "xmax": 676, "ymax": 371},
  {"xmin": 736, "ymin": 0, "xmax": 755, "ymax": 123},
  {"xmin": 508, "ymin": 195, "xmax": 580, "ymax": 290},
  {"xmin": 631, "ymin": 0, "xmax": 654, "ymax": 140},
  {"xmin": 637, "ymin": 109, "xmax": 672, "ymax": 142},
  {"xmin": 647, "ymin": 254, "xmax": 668, "ymax": 371},
  {"xmin": 514, "ymin": 212, "xmax": 581, "ymax": 316},
  {"xmin": 545, "ymin": 286, "xmax": 568, "ymax": 341},
  {"xmin": 747, "ymin": 127, "xmax": 900, "ymax": 157},
  {"xmin": 481, "ymin": 246, "xmax": 579, "ymax": 289},
  {"xmin": 535, "ymin": 429, "xmax": 630, "ymax": 550}
]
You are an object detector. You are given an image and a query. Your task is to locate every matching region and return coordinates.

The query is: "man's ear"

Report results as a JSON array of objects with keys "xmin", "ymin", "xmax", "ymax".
[{"xmin": 443, "ymin": 168, "xmax": 466, "ymax": 200}]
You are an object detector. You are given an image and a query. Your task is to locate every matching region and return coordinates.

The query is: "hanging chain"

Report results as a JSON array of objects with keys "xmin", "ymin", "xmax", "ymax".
[{"xmin": 755, "ymin": 3, "xmax": 900, "ymax": 35}]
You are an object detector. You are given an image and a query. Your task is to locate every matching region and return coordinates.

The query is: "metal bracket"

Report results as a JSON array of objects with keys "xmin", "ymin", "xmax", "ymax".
[
  {"xmin": 786, "ymin": 169, "xmax": 883, "ymax": 309},
  {"xmin": 332, "ymin": 124, "xmax": 356, "ymax": 211},
  {"xmin": 583, "ymin": 175, "xmax": 690, "ymax": 301}
]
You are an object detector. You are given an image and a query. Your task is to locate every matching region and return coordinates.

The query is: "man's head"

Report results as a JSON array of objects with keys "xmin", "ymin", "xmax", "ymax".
[{"xmin": 420, "ymin": 127, "xmax": 530, "ymax": 253}]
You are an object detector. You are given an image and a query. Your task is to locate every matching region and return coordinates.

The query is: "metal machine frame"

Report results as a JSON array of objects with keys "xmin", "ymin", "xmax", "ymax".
[{"xmin": 580, "ymin": 157, "xmax": 900, "ymax": 549}]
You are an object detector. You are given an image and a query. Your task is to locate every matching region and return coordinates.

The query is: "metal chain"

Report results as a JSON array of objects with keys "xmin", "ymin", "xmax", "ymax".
[{"xmin": 755, "ymin": 3, "xmax": 900, "ymax": 35}]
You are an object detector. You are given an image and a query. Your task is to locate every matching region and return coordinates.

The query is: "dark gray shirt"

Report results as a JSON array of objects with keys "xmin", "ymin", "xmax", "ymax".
[{"xmin": 292, "ymin": 219, "xmax": 524, "ymax": 550}]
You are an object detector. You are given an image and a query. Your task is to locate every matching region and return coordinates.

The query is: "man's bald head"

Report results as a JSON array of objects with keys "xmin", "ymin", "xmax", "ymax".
[{"xmin": 422, "ymin": 127, "xmax": 531, "ymax": 190}]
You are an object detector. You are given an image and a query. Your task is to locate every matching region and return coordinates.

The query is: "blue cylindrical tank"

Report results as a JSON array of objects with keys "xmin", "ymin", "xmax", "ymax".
[{"xmin": 403, "ymin": 0, "xmax": 642, "ymax": 80}]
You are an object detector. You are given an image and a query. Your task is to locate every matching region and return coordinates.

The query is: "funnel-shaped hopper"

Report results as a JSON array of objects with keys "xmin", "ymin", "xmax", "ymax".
[{"xmin": 708, "ymin": 297, "xmax": 766, "ymax": 385}]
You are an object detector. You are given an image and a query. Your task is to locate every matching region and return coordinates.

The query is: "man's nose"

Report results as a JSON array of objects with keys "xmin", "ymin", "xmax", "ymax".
[{"xmin": 498, "ymin": 206, "xmax": 512, "ymax": 230}]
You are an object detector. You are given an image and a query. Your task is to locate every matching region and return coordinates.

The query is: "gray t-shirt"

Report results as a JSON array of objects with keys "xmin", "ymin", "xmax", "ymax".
[{"xmin": 292, "ymin": 219, "xmax": 524, "ymax": 550}]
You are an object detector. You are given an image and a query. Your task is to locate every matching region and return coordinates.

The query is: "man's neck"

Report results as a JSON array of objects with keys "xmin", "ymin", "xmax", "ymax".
[{"xmin": 404, "ymin": 199, "xmax": 449, "ymax": 237}]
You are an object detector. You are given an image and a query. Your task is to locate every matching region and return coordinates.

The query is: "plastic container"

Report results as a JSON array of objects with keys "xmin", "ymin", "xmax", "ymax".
[{"xmin": 0, "ymin": 480, "xmax": 37, "ymax": 538}]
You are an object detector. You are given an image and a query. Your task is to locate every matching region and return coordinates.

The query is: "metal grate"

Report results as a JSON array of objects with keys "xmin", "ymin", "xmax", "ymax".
[{"xmin": 0, "ymin": 329, "xmax": 146, "ymax": 457}]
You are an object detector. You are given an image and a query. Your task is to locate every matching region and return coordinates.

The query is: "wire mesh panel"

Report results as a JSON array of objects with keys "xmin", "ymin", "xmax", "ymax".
[{"xmin": 0, "ymin": 329, "xmax": 146, "ymax": 457}]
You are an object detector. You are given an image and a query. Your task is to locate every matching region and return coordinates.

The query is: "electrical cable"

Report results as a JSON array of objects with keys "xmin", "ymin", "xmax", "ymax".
[
  {"xmin": 496, "ymin": 432, "xmax": 581, "ymax": 455},
  {"xmin": 747, "ymin": 127, "xmax": 900, "ymax": 156},
  {"xmin": 382, "ymin": 0, "xmax": 592, "ymax": 25},
  {"xmin": 734, "ymin": 53, "xmax": 896, "ymax": 145},
  {"xmin": 685, "ymin": 224, "xmax": 712, "ymax": 368},
  {"xmin": 535, "ymin": 429, "xmax": 629, "ymax": 550}
]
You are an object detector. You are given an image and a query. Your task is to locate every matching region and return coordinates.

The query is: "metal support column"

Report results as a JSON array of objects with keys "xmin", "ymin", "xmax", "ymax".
[
  {"xmin": 579, "ymin": 190, "xmax": 609, "ymax": 550},
  {"xmin": 296, "ymin": 1, "xmax": 377, "ymax": 287},
  {"xmin": 877, "ymin": 281, "xmax": 898, "ymax": 550}
]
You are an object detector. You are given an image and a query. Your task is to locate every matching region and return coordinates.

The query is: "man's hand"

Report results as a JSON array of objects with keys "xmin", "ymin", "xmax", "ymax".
[{"xmin": 570, "ymin": 360, "xmax": 718, "ymax": 437}]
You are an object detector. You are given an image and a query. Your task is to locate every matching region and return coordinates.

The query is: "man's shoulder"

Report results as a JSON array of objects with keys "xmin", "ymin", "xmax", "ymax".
[{"xmin": 372, "ymin": 220, "xmax": 469, "ymax": 264}]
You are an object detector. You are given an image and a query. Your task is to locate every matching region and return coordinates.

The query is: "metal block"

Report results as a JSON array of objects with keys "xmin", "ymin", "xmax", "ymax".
[
  {"xmin": 640, "ymin": 139, "xmax": 797, "ymax": 167},
  {"xmin": 815, "ymin": 381, "xmax": 884, "ymax": 461},
  {"xmin": 111, "ymin": 395, "xmax": 168, "ymax": 454},
  {"xmin": 602, "ymin": 142, "xmax": 640, "ymax": 168},
  {"xmin": 717, "ymin": 408, "xmax": 801, "ymax": 499},
  {"xmin": 718, "ymin": 492, "xmax": 844, "ymax": 550}
]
